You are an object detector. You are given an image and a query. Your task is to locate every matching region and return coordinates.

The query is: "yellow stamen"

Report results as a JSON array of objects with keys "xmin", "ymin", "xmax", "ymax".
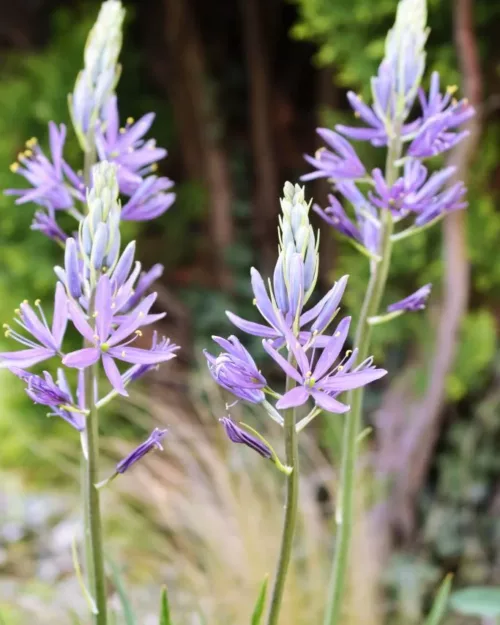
[
  {"xmin": 119, "ymin": 127, "xmax": 126, "ymax": 134},
  {"xmin": 26, "ymin": 137, "xmax": 38, "ymax": 148},
  {"xmin": 9, "ymin": 163, "xmax": 19, "ymax": 173},
  {"xmin": 315, "ymin": 147, "xmax": 326, "ymax": 159},
  {"xmin": 135, "ymin": 330, "xmax": 143, "ymax": 336},
  {"xmin": 150, "ymin": 163, "xmax": 158, "ymax": 172},
  {"xmin": 354, "ymin": 111, "xmax": 361, "ymax": 118},
  {"xmin": 126, "ymin": 116, "xmax": 134, "ymax": 125},
  {"xmin": 334, "ymin": 331, "xmax": 340, "ymax": 337},
  {"xmin": 446, "ymin": 85, "xmax": 458, "ymax": 95},
  {"xmin": 92, "ymin": 311, "xmax": 98, "ymax": 318},
  {"xmin": 23, "ymin": 150, "xmax": 33, "ymax": 158},
  {"xmin": 34, "ymin": 299, "xmax": 41, "ymax": 306}
]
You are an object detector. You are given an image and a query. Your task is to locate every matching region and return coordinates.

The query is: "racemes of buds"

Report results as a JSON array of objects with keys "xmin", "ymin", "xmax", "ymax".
[{"xmin": 69, "ymin": 0, "xmax": 125, "ymax": 150}]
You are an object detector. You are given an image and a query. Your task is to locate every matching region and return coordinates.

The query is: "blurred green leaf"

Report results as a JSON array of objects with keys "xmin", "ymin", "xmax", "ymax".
[
  {"xmin": 107, "ymin": 558, "xmax": 137, "ymax": 625},
  {"xmin": 251, "ymin": 574, "xmax": 269, "ymax": 625},
  {"xmin": 450, "ymin": 587, "xmax": 500, "ymax": 618},
  {"xmin": 159, "ymin": 586, "xmax": 172, "ymax": 625},
  {"xmin": 423, "ymin": 574, "xmax": 453, "ymax": 625}
]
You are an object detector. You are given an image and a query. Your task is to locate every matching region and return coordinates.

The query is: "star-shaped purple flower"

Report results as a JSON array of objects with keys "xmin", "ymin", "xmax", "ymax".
[
  {"xmin": 226, "ymin": 269, "xmax": 348, "ymax": 348},
  {"xmin": 62, "ymin": 275, "xmax": 178, "ymax": 396},
  {"xmin": 5, "ymin": 123, "xmax": 85, "ymax": 211},
  {"xmin": 263, "ymin": 317, "xmax": 386, "ymax": 413},
  {"xmin": 0, "ymin": 282, "xmax": 68, "ymax": 369},
  {"xmin": 302, "ymin": 129, "xmax": 366, "ymax": 182},
  {"xmin": 121, "ymin": 175, "xmax": 175, "ymax": 221},
  {"xmin": 95, "ymin": 96, "xmax": 168, "ymax": 195}
]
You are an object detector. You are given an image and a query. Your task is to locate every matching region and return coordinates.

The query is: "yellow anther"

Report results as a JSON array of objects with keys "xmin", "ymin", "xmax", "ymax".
[
  {"xmin": 9, "ymin": 163, "xmax": 19, "ymax": 173},
  {"xmin": 34, "ymin": 299, "xmax": 41, "ymax": 306},
  {"xmin": 23, "ymin": 299, "xmax": 29, "ymax": 305},
  {"xmin": 26, "ymin": 137, "xmax": 38, "ymax": 148},
  {"xmin": 150, "ymin": 163, "xmax": 158, "ymax": 172},
  {"xmin": 314, "ymin": 147, "xmax": 326, "ymax": 159},
  {"xmin": 354, "ymin": 111, "xmax": 361, "ymax": 118},
  {"xmin": 2, "ymin": 323, "xmax": 8, "ymax": 329},
  {"xmin": 253, "ymin": 298, "xmax": 257, "ymax": 306},
  {"xmin": 93, "ymin": 334, "xmax": 99, "ymax": 341},
  {"xmin": 306, "ymin": 371, "xmax": 313, "ymax": 377},
  {"xmin": 337, "ymin": 365, "xmax": 344, "ymax": 372},
  {"xmin": 23, "ymin": 150, "xmax": 33, "ymax": 158},
  {"xmin": 92, "ymin": 311, "xmax": 98, "ymax": 318},
  {"xmin": 135, "ymin": 330, "xmax": 143, "ymax": 336},
  {"xmin": 119, "ymin": 127, "xmax": 126, "ymax": 134},
  {"xmin": 334, "ymin": 331, "xmax": 340, "ymax": 337},
  {"xmin": 345, "ymin": 349, "xmax": 352, "ymax": 356},
  {"xmin": 312, "ymin": 329, "xmax": 318, "ymax": 335},
  {"xmin": 17, "ymin": 152, "xmax": 25, "ymax": 161},
  {"xmin": 446, "ymin": 85, "xmax": 458, "ymax": 95},
  {"xmin": 451, "ymin": 98, "xmax": 458, "ymax": 106},
  {"xmin": 4, "ymin": 330, "xmax": 10, "ymax": 338},
  {"xmin": 121, "ymin": 350, "xmax": 126, "ymax": 357},
  {"xmin": 126, "ymin": 116, "xmax": 134, "ymax": 125},
  {"xmin": 14, "ymin": 309, "xmax": 20, "ymax": 315}
]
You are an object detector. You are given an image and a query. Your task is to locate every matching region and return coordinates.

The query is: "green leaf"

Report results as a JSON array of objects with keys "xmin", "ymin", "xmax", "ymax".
[
  {"xmin": 251, "ymin": 575, "xmax": 269, "ymax": 625},
  {"xmin": 424, "ymin": 573, "xmax": 453, "ymax": 625},
  {"xmin": 450, "ymin": 586, "xmax": 500, "ymax": 618},
  {"xmin": 106, "ymin": 558, "xmax": 137, "ymax": 625},
  {"xmin": 159, "ymin": 586, "xmax": 172, "ymax": 625}
]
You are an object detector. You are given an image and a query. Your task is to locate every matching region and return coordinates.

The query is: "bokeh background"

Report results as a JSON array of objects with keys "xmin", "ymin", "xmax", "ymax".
[{"xmin": 0, "ymin": 0, "xmax": 499, "ymax": 622}]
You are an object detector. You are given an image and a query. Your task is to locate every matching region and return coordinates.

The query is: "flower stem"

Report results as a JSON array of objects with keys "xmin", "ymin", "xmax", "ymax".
[
  {"xmin": 266, "ymin": 360, "xmax": 299, "ymax": 625},
  {"xmin": 323, "ymin": 132, "xmax": 402, "ymax": 625},
  {"xmin": 84, "ymin": 360, "xmax": 108, "ymax": 624}
]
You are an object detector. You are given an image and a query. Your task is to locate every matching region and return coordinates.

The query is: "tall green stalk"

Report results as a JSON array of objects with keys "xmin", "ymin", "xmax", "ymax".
[
  {"xmin": 82, "ymin": 146, "xmax": 108, "ymax": 625},
  {"xmin": 323, "ymin": 132, "xmax": 402, "ymax": 625},
  {"xmin": 266, "ymin": 361, "xmax": 299, "ymax": 625}
]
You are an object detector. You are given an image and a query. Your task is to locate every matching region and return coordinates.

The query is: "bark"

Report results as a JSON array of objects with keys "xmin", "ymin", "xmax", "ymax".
[
  {"xmin": 240, "ymin": 0, "xmax": 280, "ymax": 275},
  {"xmin": 156, "ymin": 0, "xmax": 234, "ymax": 289},
  {"xmin": 390, "ymin": 0, "xmax": 483, "ymax": 536}
]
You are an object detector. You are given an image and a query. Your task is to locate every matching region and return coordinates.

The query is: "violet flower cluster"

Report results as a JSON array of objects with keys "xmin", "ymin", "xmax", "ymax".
[
  {"xmin": 303, "ymin": 0, "xmax": 474, "ymax": 313},
  {"xmin": 1, "ymin": 0, "xmax": 177, "ymax": 477},
  {"xmin": 205, "ymin": 182, "xmax": 386, "ymax": 465}
]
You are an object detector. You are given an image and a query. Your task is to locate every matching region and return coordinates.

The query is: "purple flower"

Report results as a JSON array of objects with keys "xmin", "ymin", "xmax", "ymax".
[
  {"xmin": 226, "ymin": 269, "xmax": 348, "ymax": 348},
  {"xmin": 387, "ymin": 283, "xmax": 432, "ymax": 313},
  {"xmin": 302, "ymin": 129, "xmax": 366, "ymax": 182},
  {"xmin": 31, "ymin": 209, "xmax": 68, "ymax": 245},
  {"xmin": 263, "ymin": 317, "xmax": 386, "ymax": 412},
  {"xmin": 95, "ymin": 96, "xmax": 168, "ymax": 195},
  {"xmin": 204, "ymin": 336, "xmax": 267, "ymax": 404},
  {"xmin": 116, "ymin": 427, "xmax": 167, "ymax": 474},
  {"xmin": 122, "ymin": 263, "xmax": 164, "ymax": 312},
  {"xmin": 121, "ymin": 176, "xmax": 175, "ymax": 221},
  {"xmin": 0, "ymin": 283, "xmax": 68, "ymax": 368},
  {"xmin": 219, "ymin": 417, "xmax": 272, "ymax": 459},
  {"xmin": 10, "ymin": 367, "xmax": 85, "ymax": 431},
  {"xmin": 408, "ymin": 73, "xmax": 475, "ymax": 158},
  {"xmin": 369, "ymin": 161, "xmax": 460, "ymax": 217},
  {"xmin": 414, "ymin": 181, "xmax": 467, "ymax": 225},
  {"xmin": 5, "ymin": 123, "xmax": 85, "ymax": 211},
  {"xmin": 62, "ymin": 275, "xmax": 177, "ymax": 396}
]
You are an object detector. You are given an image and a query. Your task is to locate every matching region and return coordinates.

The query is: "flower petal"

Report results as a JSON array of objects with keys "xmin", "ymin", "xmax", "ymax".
[
  {"xmin": 69, "ymin": 301, "xmax": 95, "ymax": 343},
  {"xmin": 321, "ymin": 368, "xmax": 387, "ymax": 392},
  {"xmin": 311, "ymin": 390, "xmax": 349, "ymax": 413},
  {"xmin": 95, "ymin": 275, "xmax": 113, "ymax": 341},
  {"xmin": 108, "ymin": 345, "xmax": 176, "ymax": 365},
  {"xmin": 225, "ymin": 311, "xmax": 277, "ymax": 338},
  {"xmin": 313, "ymin": 317, "xmax": 351, "ymax": 380},
  {"xmin": 52, "ymin": 282, "xmax": 68, "ymax": 347},
  {"xmin": 63, "ymin": 347, "xmax": 100, "ymax": 369},
  {"xmin": 102, "ymin": 353, "xmax": 128, "ymax": 396},
  {"xmin": 0, "ymin": 347, "xmax": 54, "ymax": 369},
  {"xmin": 276, "ymin": 386, "xmax": 310, "ymax": 409},
  {"xmin": 262, "ymin": 340, "xmax": 302, "ymax": 383}
]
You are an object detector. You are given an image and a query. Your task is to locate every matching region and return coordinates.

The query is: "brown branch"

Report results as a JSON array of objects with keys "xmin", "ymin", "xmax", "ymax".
[{"xmin": 390, "ymin": 0, "xmax": 483, "ymax": 536}]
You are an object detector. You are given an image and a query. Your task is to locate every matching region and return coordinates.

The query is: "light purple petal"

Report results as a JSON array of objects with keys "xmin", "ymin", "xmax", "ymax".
[
  {"xmin": 102, "ymin": 354, "xmax": 128, "ymax": 396},
  {"xmin": 276, "ymin": 386, "xmax": 310, "ymax": 409},
  {"xmin": 321, "ymin": 368, "xmax": 387, "ymax": 392},
  {"xmin": 69, "ymin": 301, "xmax": 95, "ymax": 343},
  {"xmin": 63, "ymin": 347, "xmax": 100, "ymax": 369},
  {"xmin": 313, "ymin": 317, "xmax": 351, "ymax": 380},
  {"xmin": 250, "ymin": 268, "xmax": 280, "ymax": 329},
  {"xmin": 95, "ymin": 275, "xmax": 113, "ymax": 341},
  {"xmin": 311, "ymin": 390, "xmax": 350, "ymax": 413},
  {"xmin": 262, "ymin": 340, "xmax": 302, "ymax": 383},
  {"xmin": 0, "ymin": 347, "xmax": 54, "ymax": 368},
  {"xmin": 108, "ymin": 346, "xmax": 176, "ymax": 365},
  {"xmin": 225, "ymin": 311, "xmax": 277, "ymax": 338},
  {"xmin": 51, "ymin": 282, "xmax": 68, "ymax": 347}
]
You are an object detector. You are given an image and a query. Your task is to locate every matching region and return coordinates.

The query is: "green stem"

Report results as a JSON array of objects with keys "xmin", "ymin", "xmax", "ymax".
[
  {"xmin": 323, "ymin": 132, "xmax": 402, "ymax": 625},
  {"xmin": 266, "ymin": 359, "xmax": 299, "ymax": 625},
  {"xmin": 82, "ymin": 144, "xmax": 107, "ymax": 623},
  {"xmin": 84, "ymin": 360, "xmax": 108, "ymax": 624}
]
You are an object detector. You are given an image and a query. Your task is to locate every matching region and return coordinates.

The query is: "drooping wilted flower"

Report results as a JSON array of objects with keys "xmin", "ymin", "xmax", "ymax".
[
  {"xmin": 116, "ymin": 428, "xmax": 167, "ymax": 474},
  {"xmin": 219, "ymin": 417, "xmax": 272, "ymax": 459},
  {"xmin": 387, "ymin": 283, "xmax": 432, "ymax": 312},
  {"xmin": 0, "ymin": 283, "xmax": 68, "ymax": 368},
  {"xmin": 263, "ymin": 318, "xmax": 386, "ymax": 412},
  {"xmin": 95, "ymin": 96, "xmax": 168, "ymax": 195},
  {"xmin": 204, "ymin": 335, "xmax": 267, "ymax": 404},
  {"xmin": 69, "ymin": 0, "xmax": 125, "ymax": 149},
  {"xmin": 9, "ymin": 367, "xmax": 85, "ymax": 431},
  {"xmin": 5, "ymin": 123, "xmax": 85, "ymax": 211},
  {"xmin": 31, "ymin": 209, "xmax": 68, "ymax": 245},
  {"xmin": 63, "ymin": 275, "xmax": 177, "ymax": 395}
]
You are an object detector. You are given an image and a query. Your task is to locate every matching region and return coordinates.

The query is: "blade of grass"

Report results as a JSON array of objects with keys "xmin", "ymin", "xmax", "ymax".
[{"xmin": 424, "ymin": 574, "xmax": 454, "ymax": 625}]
